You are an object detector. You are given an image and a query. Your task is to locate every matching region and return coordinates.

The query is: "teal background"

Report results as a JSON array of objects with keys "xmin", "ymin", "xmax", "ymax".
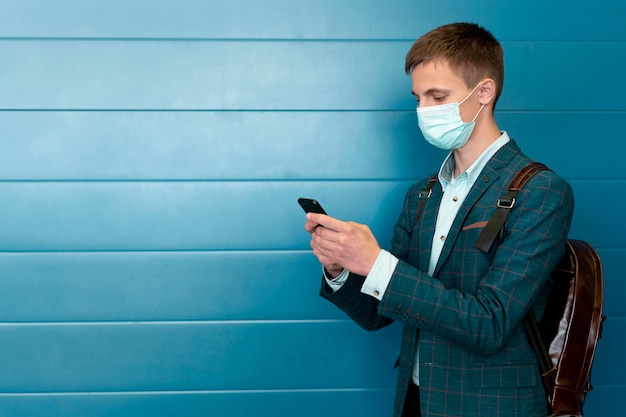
[{"xmin": 0, "ymin": 1, "xmax": 623, "ymax": 416}]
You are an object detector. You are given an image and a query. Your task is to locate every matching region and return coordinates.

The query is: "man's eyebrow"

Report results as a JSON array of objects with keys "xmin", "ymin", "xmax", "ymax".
[
  {"xmin": 411, "ymin": 88, "xmax": 450, "ymax": 98},
  {"xmin": 424, "ymin": 88, "xmax": 450, "ymax": 96}
]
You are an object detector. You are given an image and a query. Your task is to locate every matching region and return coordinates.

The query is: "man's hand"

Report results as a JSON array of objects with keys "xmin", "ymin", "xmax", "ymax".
[{"xmin": 304, "ymin": 212, "xmax": 381, "ymax": 277}]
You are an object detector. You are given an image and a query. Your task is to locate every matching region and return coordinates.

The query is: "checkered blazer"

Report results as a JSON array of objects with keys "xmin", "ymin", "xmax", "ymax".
[{"xmin": 321, "ymin": 140, "xmax": 574, "ymax": 417}]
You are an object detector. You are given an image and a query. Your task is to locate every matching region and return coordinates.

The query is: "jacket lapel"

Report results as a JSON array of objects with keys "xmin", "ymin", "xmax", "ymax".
[
  {"xmin": 433, "ymin": 140, "xmax": 521, "ymax": 276},
  {"xmin": 418, "ymin": 182, "xmax": 442, "ymax": 272}
]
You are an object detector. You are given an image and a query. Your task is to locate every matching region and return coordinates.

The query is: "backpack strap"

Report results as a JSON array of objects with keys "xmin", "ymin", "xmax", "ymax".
[
  {"xmin": 523, "ymin": 310, "xmax": 554, "ymax": 415},
  {"xmin": 474, "ymin": 162, "xmax": 550, "ymax": 253},
  {"xmin": 523, "ymin": 309, "xmax": 552, "ymax": 377},
  {"xmin": 411, "ymin": 174, "xmax": 438, "ymax": 229}
]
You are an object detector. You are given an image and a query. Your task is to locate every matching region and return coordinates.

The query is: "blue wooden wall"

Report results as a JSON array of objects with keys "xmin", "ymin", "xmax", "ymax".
[{"xmin": 0, "ymin": 1, "xmax": 623, "ymax": 416}]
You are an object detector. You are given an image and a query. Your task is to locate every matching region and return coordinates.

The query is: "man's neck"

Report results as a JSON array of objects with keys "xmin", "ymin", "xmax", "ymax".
[{"xmin": 452, "ymin": 120, "xmax": 501, "ymax": 177}]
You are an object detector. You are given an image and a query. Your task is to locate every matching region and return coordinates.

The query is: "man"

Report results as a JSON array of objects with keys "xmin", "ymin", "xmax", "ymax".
[{"xmin": 304, "ymin": 23, "xmax": 573, "ymax": 417}]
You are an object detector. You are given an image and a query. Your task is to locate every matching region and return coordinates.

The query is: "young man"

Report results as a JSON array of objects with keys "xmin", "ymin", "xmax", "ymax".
[{"xmin": 304, "ymin": 23, "xmax": 574, "ymax": 417}]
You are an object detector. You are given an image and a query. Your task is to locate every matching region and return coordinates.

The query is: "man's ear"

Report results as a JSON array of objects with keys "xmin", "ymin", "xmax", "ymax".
[{"xmin": 478, "ymin": 78, "xmax": 497, "ymax": 105}]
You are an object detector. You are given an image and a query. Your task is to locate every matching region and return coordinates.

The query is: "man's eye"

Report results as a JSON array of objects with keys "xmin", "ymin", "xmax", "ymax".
[{"xmin": 434, "ymin": 96, "xmax": 446, "ymax": 102}]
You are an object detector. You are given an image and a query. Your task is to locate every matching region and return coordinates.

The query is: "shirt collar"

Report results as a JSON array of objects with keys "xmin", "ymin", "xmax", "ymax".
[{"xmin": 438, "ymin": 131, "xmax": 511, "ymax": 189}]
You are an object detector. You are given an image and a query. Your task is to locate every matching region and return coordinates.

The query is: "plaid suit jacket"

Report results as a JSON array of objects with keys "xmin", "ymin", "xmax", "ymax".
[{"xmin": 321, "ymin": 140, "xmax": 574, "ymax": 417}]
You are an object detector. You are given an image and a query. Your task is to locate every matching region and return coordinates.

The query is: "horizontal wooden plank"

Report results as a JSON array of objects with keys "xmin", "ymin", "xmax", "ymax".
[
  {"xmin": 503, "ymin": 42, "xmax": 626, "ymax": 111},
  {"xmin": 0, "ymin": 111, "xmax": 445, "ymax": 181},
  {"xmin": 569, "ymin": 181, "xmax": 626, "ymax": 250},
  {"xmin": 584, "ymin": 318, "xmax": 625, "ymax": 387},
  {"xmin": 0, "ymin": 318, "xmax": 617, "ymax": 407},
  {"xmin": 0, "ymin": 321, "xmax": 401, "ymax": 393},
  {"xmin": 0, "ymin": 385, "xmax": 618, "ymax": 417},
  {"xmin": 0, "ymin": 41, "xmax": 623, "ymax": 111},
  {"xmin": 0, "ymin": 181, "xmax": 410, "ymax": 251},
  {"xmin": 0, "ymin": 389, "xmax": 395, "ymax": 417},
  {"xmin": 595, "ymin": 250, "xmax": 624, "ymax": 317},
  {"xmin": 0, "ymin": 110, "xmax": 622, "ymax": 181},
  {"xmin": 0, "ymin": 248, "xmax": 621, "ymax": 322},
  {"xmin": 0, "ymin": 180, "xmax": 621, "ymax": 251},
  {"xmin": 0, "ymin": 0, "xmax": 623, "ymax": 41},
  {"xmin": 0, "ymin": 386, "xmax": 619, "ymax": 417},
  {"xmin": 0, "ymin": 40, "xmax": 408, "ymax": 111},
  {"xmin": 0, "ymin": 252, "xmax": 344, "ymax": 322},
  {"xmin": 579, "ymin": 385, "xmax": 626, "ymax": 417},
  {"xmin": 495, "ymin": 112, "xmax": 626, "ymax": 181}
]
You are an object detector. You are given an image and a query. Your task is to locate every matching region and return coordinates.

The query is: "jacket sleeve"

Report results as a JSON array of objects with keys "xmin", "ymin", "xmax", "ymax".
[
  {"xmin": 319, "ymin": 273, "xmax": 393, "ymax": 331},
  {"xmin": 320, "ymin": 177, "xmax": 430, "ymax": 331},
  {"xmin": 317, "ymin": 179, "xmax": 432, "ymax": 331}
]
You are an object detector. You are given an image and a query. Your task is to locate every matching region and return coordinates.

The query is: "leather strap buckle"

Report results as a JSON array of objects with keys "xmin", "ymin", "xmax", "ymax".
[
  {"xmin": 418, "ymin": 189, "xmax": 432, "ymax": 199},
  {"xmin": 497, "ymin": 197, "xmax": 516, "ymax": 209}
]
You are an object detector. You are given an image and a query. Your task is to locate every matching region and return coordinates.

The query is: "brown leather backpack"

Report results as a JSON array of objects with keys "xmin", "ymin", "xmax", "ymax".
[{"xmin": 475, "ymin": 162, "xmax": 605, "ymax": 416}]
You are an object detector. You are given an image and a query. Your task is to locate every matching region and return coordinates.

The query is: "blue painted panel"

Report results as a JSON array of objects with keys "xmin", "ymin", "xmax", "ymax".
[
  {"xmin": 0, "ymin": 40, "xmax": 409, "ymax": 111},
  {"xmin": 581, "ymin": 386, "xmax": 625, "ymax": 417},
  {"xmin": 585, "ymin": 318, "xmax": 625, "ymax": 386},
  {"xmin": 0, "ymin": 252, "xmax": 344, "ymax": 322},
  {"xmin": 0, "ymin": 111, "xmax": 444, "ymax": 181},
  {"xmin": 503, "ymin": 43, "xmax": 626, "ymax": 111},
  {"xmin": 495, "ymin": 112, "xmax": 626, "ymax": 181},
  {"xmin": 0, "ymin": 389, "xmax": 395, "ymax": 417},
  {"xmin": 0, "ymin": 41, "xmax": 624, "ymax": 111},
  {"xmin": 596, "ymin": 250, "xmax": 625, "ymax": 317},
  {"xmin": 0, "ymin": 248, "xmax": 620, "ymax": 322},
  {"xmin": 0, "ymin": 3, "xmax": 621, "ymax": 417},
  {"xmin": 0, "ymin": 322, "xmax": 400, "ymax": 392},
  {"xmin": 0, "ymin": 179, "xmax": 621, "ymax": 251},
  {"xmin": 1, "ymin": 110, "xmax": 623, "ymax": 181},
  {"xmin": 0, "ymin": 181, "xmax": 411, "ymax": 251},
  {"xmin": 0, "ymin": 0, "xmax": 624, "ymax": 41},
  {"xmin": 569, "ymin": 181, "xmax": 626, "ymax": 249}
]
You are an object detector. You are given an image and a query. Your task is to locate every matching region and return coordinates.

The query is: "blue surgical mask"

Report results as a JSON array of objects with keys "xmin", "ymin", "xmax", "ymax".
[{"xmin": 416, "ymin": 83, "xmax": 484, "ymax": 150}]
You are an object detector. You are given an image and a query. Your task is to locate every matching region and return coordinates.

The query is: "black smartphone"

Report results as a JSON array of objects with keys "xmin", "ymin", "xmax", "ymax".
[{"xmin": 298, "ymin": 198, "xmax": 327, "ymax": 214}]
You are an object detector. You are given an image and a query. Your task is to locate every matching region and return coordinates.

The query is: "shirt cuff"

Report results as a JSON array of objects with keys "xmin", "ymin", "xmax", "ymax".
[
  {"xmin": 324, "ymin": 267, "xmax": 350, "ymax": 292},
  {"xmin": 360, "ymin": 249, "xmax": 398, "ymax": 301}
]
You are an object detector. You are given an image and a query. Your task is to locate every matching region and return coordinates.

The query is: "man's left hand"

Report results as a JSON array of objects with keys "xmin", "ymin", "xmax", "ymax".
[{"xmin": 306, "ymin": 212, "xmax": 381, "ymax": 277}]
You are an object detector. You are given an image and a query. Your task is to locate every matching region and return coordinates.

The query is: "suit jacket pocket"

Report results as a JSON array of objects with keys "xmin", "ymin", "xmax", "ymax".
[
  {"xmin": 468, "ymin": 363, "xmax": 539, "ymax": 388},
  {"xmin": 462, "ymin": 220, "xmax": 488, "ymax": 231}
]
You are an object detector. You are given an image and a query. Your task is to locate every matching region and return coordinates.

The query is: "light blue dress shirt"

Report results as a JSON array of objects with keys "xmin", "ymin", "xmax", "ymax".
[{"xmin": 325, "ymin": 132, "xmax": 510, "ymax": 384}]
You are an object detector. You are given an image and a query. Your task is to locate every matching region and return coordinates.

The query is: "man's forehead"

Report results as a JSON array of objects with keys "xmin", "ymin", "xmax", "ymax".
[{"xmin": 411, "ymin": 62, "xmax": 466, "ymax": 94}]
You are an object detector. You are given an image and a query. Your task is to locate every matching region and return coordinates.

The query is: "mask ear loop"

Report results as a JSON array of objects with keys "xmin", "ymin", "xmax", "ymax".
[
  {"xmin": 459, "ymin": 81, "xmax": 485, "ymax": 122},
  {"xmin": 472, "ymin": 104, "xmax": 485, "ymax": 122},
  {"xmin": 459, "ymin": 81, "xmax": 484, "ymax": 106}
]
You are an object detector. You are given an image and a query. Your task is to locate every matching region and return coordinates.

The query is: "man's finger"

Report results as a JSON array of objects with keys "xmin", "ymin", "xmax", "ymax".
[{"xmin": 306, "ymin": 212, "xmax": 344, "ymax": 231}]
